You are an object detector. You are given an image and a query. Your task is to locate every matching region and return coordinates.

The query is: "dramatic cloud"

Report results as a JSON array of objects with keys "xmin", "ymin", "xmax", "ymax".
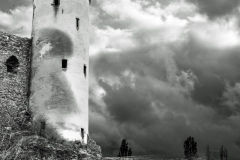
[
  {"xmin": 174, "ymin": 15, "xmax": 240, "ymax": 116},
  {"xmin": 222, "ymin": 83, "xmax": 240, "ymax": 114},
  {"xmin": 89, "ymin": 0, "xmax": 240, "ymax": 159},
  {"xmin": 0, "ymin": 6, "xmax": 33, "ymax": 37},
  {"xmin": 186, "ymin": 0, "xmax": 240, "ymax": 18},
  {"xmin": 0, "ymin": 0, "xmax": 32, "ymax": 12},
  {"xmin": 1, "ymin": 0, "xmax": 240, "ymax": 159}
]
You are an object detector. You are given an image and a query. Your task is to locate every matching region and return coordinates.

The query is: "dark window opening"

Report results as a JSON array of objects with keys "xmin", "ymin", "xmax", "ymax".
[
  {"xmin": 89, "ymin": 0, "xmax": 91, "ymax": 4},
  {"xmin": 62, "ymin": 59, "xmax": 67, "ymax": 69},
  {"xmin": 41, "ymin": 121, "xmax": 46, "ymax": 130},
  {"xmin": 5, "ymin": 55, "xmax": 19, "ymax": 73},
  {"xmin": 76, "ymin": 18, "xmax": 80, "ymax": 30},
  {"xmin": 52, "ymin": 0, "xmax": 60, "ymax": 6},
  {"xmin": 84, "ymin": 64, "xmax": 87, "ymax": 77},
  {"xmin": 39, "ymin": 121, "xmax": 46, "ymax": 136},
  {"xmin": 81, "ymin": 128, "xmax": 84, "ymax": 140}
]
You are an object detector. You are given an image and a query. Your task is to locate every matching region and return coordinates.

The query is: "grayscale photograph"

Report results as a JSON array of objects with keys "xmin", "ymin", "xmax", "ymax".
[{"xmin": 0, "ymin": 0, "xmax": 239, "ymax": 160}]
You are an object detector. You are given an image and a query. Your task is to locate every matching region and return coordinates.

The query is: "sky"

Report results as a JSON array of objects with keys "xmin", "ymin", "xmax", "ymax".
[{"xmin": 1, "ymin": 0, "xmax": 240, "ymax": 159}]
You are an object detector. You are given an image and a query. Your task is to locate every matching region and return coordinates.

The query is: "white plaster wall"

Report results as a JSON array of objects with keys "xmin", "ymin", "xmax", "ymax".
[{"xmin": 30, "ymin": 0, "xmax": 89, "ymax": 143}]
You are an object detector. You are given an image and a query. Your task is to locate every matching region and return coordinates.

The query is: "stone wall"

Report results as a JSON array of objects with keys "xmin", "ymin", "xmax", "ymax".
[
  {"xmin": 0, "ymin": 31, "xmax": 31, "ymax": 128},
  {"xmin": 0, "ymin": 31, "xmax": 102, "ymax": 159}
]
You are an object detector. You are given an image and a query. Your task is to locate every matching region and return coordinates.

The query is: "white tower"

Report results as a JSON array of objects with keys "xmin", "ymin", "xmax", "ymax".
[{"xmin": 30, "ymin": 0, "xmax": 90, "ymax": 144}]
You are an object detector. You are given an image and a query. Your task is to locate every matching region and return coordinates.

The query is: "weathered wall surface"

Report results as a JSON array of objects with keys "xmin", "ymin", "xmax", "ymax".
[
  {"xmin": 30, "ymin": 0, "xmax": 90, "ymax": 143},
  {"xmin": 0, "ymin": 31, "xmax": 31, "ymax": 125}
]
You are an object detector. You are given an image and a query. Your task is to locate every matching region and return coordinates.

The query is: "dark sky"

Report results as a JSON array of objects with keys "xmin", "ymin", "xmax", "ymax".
[{"xmin": 1, "ymin": 0, "xmax": 240, "ymax": 159}]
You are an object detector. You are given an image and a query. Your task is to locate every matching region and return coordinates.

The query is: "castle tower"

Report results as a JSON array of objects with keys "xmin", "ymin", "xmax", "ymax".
[{"xmin": 30, "ymin": 0, "xmax": 90, "ymax": 143}]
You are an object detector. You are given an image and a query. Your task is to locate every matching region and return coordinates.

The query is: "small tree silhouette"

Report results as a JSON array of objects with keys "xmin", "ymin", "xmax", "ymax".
[
  {"xmin": 183, "ymin": 136, "xmax": 198, "ymax": 158},
  {"xmin": 224, "ymin": 148, "xmax": 228, "ymax": 160},
  {"xmin": 128, "ymin": 147, "xmax": 132, "ymax": 156},
  {"xmin": 118, "ymin": 139, "xmax": 133, "ymax": 157},
  {"xmin": 220, "ymin": 145, "xmax": 228, "ymax": 160},
  {"xmin": 119, "ymin": 139, "xmax": 127, "ymax": 157}
]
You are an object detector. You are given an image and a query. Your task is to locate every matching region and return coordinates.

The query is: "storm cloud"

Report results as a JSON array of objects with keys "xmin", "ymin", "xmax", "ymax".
[
  {"xmin": 186, "ymin": 0, "xmax": 240, "ymax": 18},
  {"xmin": 0, "ymin": 6, "xmax": 32, "ymax": 37},
  {"xmin": 89, "ymin": 0, "xmax": 240, "ymax": 159},
  {"xmin": 1, "ymin": 0, "xmax": 240, "ymax": 159}
]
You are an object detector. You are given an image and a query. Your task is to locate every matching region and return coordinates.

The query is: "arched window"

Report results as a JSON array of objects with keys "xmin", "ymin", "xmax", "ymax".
[{"xmin": 5, "ymin": 55, "xmax": 19, "ymax": 73}]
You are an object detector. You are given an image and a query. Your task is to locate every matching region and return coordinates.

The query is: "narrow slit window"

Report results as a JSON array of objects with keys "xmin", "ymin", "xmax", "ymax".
[
  {"xmin": 81, "ymin": 128, "xmax": 84, "ymax": 140},
  {"xmin": 76, "ymin": 18, "xmax": 80, "ymax": 30},
  {"xmin": 62, "ymin": 59, "xmax": 67, "ymax": 69},
  {"xmin": 89, "ymin": 0, "xmax": 91, "ymax": 4},
  {"xmin": 41, "ymin": 121, "xmax": 46, "ymax": 130},
  {"xmin": 84, "ymin": 64, "xmax": 87, "ymax": 77},
  {"xmin": 52, "ymin": 0, "xmax": 60, "ymax": 6}
]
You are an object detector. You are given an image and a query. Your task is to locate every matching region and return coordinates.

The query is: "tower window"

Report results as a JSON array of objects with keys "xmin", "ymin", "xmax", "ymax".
[
  {"xmin": 52, "ymin": 0, "xmax": 60, "ymax": 6},
  {"xmin": 41, "ymin": 121, "xmax": 46, "ymax": 130},
  {"xmin": 84, "ymin": 64, "xmax": 87, "ymax": 77},
  {"xmin": 76, "ymin": 18, "xmax": 80, "ymax": 30},
  {"xmin": 62, "ymin": 59, "xmax": 67, "ymax": 69},
  {"xmin": 89, "ymin": 0, "xmax": 91, "ymax": 4},
  {"xmin": 81, "ymin": 128, "xmax": 84, "ymax": 140},
  {"xmin": 5, "ymin": 55, "xmax": 19, "ymax": 73}
]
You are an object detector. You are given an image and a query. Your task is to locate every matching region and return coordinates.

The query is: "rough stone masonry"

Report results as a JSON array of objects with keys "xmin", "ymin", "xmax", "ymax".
[{"xmin": 0, "ymin": 31, "xmax": 31, "ymax": 120}]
